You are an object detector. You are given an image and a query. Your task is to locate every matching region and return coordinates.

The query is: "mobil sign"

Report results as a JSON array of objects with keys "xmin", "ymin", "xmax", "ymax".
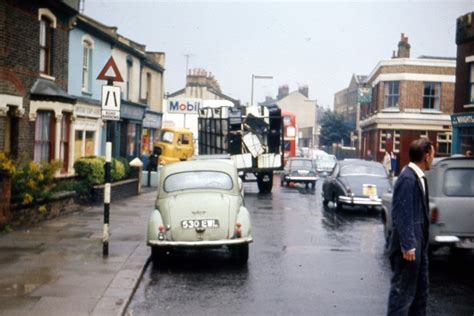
[{"xmin": 167, "ymin": 98, "xmax": 202, "ymax": 114}]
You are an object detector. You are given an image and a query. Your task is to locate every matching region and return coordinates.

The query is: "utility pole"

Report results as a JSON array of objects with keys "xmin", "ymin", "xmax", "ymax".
[{"xmin": 184, "ymin": 53, "xmax": 194, "ymax": 77}]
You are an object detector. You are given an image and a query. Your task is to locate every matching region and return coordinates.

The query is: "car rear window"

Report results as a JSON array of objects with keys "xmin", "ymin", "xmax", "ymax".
[
  {"xmin": 340, "ymin": 164, "xmax": 387, "ymax": 177},
  {"xmin": 164, "ymin": 171, "xmax": 233, "ymax": 192},
  {"xmin": 443, "ymin": 168, "xmax": 474, "ymax": 196},
  {"xmin": 291, "ymin": 160, "xmax": 313, "ymax": 169}
]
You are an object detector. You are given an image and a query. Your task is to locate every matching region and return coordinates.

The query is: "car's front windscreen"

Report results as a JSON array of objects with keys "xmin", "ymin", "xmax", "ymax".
[
  {"xmin": 164, "ymin": 171, "xmax": 233, "ymax": 192},
  {"xmin": 340, "ymin": 164, "xmax": 387, "ymax": 177},
  {"xmin": 160, "ymin": 131, "xmax": 174, "ymax": 144},
  {"xmin": 443, "ymin": 168, "xmax": 474, "ymax": 196},
  {"xmin": 290, "ymin": 160, "xmax": 313, "ymax": 170}
]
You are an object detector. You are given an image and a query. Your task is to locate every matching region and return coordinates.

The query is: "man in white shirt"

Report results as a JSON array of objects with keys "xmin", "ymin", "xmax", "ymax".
[{"xmin": 386, "ymin": 138, "xmax": 435, "ymax": 316}]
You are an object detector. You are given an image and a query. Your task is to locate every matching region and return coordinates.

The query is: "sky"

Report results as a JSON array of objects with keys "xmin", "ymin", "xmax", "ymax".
[{"xmin": 83, "ymin": 0, "xmax": 473, "ymax": 109}]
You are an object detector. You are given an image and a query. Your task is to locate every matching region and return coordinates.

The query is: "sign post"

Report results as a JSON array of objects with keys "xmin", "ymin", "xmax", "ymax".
[{"xmin": 97, "ymin": 56, "xmax": 123, "ymax": 257}]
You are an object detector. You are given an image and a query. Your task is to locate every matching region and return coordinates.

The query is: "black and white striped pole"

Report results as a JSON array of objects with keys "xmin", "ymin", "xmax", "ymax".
[
  {"xmin": 97, "ymin": 56, "xmax": 123, "ymax": 257},
  {"xmin": 103, "ymin": 141, "xmax": 112, "ymax": 256}
]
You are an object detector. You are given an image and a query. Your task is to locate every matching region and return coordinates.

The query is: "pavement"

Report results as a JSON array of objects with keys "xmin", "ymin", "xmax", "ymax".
[{"xmin": 0, "ymin": 188, "xmax": 157, "ymax": 316}]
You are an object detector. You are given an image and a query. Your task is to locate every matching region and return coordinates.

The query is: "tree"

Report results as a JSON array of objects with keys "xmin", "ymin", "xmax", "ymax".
[{"xmin": 319, "ymin": 110, "xmax": 351, "ymax": 147}]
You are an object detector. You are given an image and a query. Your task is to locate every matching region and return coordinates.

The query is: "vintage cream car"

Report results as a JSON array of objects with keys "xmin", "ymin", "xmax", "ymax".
[{"xmin": 147, "ymin": 159, "xmax": 252, "ymax": 265}]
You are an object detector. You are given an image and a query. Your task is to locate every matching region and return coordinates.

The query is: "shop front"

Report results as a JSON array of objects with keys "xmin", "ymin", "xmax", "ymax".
[
  {"xmin": 73, "ymin": 100, "xmax": 102, "ymax": 161},
  {"xmin": 451, "ymin": 112, "xmax": 474, "ymax": 155},
  {"xmin": 105, "ymin": 101, "xmax": 146, "ymax": 160}
]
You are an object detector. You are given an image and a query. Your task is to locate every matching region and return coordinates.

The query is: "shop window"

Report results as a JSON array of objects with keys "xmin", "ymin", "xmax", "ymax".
[
  {"xmin": 436, "ymin": 132, "xmax": 452, "ymax": 156},
  {"xmin": 34, "ymin": 111, "xmax": 54, "ymax": 163},
  {"xmin": 379, "ymin": 130, "xmax": 400, "ymax": 153},
  {"xmin": 75, "ymin": 130, "xmax": 95, "ymax": 160},
  {"xmin": 384, "ymin": 81, "xmax": 399, "ymax": 108},
  {"xmin": 127, "ymin": 123, "xmax": 137, "ymax": 156}
]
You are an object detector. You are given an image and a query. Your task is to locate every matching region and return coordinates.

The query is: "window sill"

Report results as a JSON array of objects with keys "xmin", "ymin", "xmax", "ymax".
[
  {"xmin": 421, "ymin": 109, "xmax": 442, "ymax": 114},
  {"xmin": 463, "ymin": 104, "xmax": 474, "ymax": 109},
  {"xmin": 381, "ymin": 108, "xmax": 400, "ymax": 113},
  {"xmin": 40, "ymin": 73, "xmax": 56, "ymax": 81}
]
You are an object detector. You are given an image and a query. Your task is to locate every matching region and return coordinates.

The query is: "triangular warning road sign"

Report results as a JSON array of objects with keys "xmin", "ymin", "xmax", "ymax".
[{"xmin": 97, "ymin": 56, "xmax": 124, "ymax": 82}]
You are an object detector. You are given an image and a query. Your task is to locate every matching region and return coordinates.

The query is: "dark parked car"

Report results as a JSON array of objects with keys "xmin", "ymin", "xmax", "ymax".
[
  {"xmin": 280, "ymin": 157, "xmax": 318, "ymax": 189},
  {"xmin": 322, "ymin": 159, "xmax": 392, "ymax": 211},
  {"xmin": 314, "ymin": 154, "xmax": 337, "ymax": 177},
  {"xmin": 382, "ymin": 157, "xmax": 474, "ymax": 253}
]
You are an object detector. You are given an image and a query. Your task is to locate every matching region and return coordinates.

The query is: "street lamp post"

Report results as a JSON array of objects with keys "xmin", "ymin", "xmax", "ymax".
[{"xmin": 251, "ymin": 74, "xmax": 273, "ymax": 105}]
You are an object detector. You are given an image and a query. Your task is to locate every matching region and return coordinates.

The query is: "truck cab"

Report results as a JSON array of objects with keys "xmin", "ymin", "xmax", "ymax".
[{"xmin": 153, "ymin": 127, "xmax": 194, "ymax": 165}]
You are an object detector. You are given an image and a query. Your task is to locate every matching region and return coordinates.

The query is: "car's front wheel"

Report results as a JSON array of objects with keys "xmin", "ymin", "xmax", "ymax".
[{"xmin": 231, "ymin": 244, "xmax": 249, "ymax": 265}]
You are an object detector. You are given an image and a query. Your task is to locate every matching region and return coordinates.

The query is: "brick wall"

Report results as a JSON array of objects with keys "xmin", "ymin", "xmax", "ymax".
[
  {"xmin": 92, "ymin": 179, "xmax": 140, "ymax": 204},
  {"xmin": 9, "ymin": 192, "xmax": 81, "ymax": 228},
  {"xmin": 454, "ymin": 41, "xmax": 474, "ymax": 112}
]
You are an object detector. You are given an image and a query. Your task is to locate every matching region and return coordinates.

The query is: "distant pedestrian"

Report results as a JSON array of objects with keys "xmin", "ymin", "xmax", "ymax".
[
  {"xmin": 386, "ymin": 138, "xmax": 435, "ymax": 316},
  {"xmin": 390, "ymin": 152, "xmax": 398, "ymax": 177},
  {"xmin": 382, "ymin": 150, "xmax": 391, "ymax": 175},
  {"xmin": 465, "ymin": 150, "xmax": 472, "ymax": 157},
  {"xmin": 366, "ymin": 149, "xmax": 374, "ymax": 161}
]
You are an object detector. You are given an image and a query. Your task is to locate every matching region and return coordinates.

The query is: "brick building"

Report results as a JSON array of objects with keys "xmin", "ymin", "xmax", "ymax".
[
  {"xmin": 452, "ymin": 12, "xmax": 474, "ymax": 155},
  {"xmin": 360, "ymin": 34, "xmax": 455, "ymax": 171},
  {"xmin": 0, "ymin": 0, "xmax": 79, "ymax": 174}
]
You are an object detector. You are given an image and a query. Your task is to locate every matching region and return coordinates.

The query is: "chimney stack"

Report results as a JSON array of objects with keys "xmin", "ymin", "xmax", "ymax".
[
  {"xmin": 298, "ymin": 85, "xmax": 309, "ymax": 98},
  {"xmin": 277, "ymin": 85, "xmax": 289, "ymax": 100},
  {"xmin": 396, "ymin": 33, "xmax": 410, "ymax": 58}
]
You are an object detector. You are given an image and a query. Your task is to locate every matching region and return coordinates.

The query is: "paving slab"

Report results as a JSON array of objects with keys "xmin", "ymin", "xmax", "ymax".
[{"xmin": 0, "ymin": 190, "xmax": 156, "ymax": 316}]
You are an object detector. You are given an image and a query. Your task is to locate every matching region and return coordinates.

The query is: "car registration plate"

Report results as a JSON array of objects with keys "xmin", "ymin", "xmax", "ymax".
[
  {"xmin": 362, "ymin": 184, "xmax": 377, "ymax": 197},
  {"xmin": 181, "ymin": 219, "xmax": 219, "ymax": 229}
]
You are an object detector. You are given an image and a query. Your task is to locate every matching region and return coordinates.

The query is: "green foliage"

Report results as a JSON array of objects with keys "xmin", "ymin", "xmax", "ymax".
[
  {"xmin": 319, "ymin": 110, "xmax": 352, "ymax": 147},
  {"xmin": 111, "ymin": 158, "xmax": 125, "ymax": 182},
  {"xmin": 11, "ymin": 159, "xmax": 61, "ymax": 205},
  {"xmin": 73, "ymin": 157, "xmax": 105, "ymax": 185},
  {"xmin": 115, "ymin": 157, "xmax": 130, "ymax": 178}
]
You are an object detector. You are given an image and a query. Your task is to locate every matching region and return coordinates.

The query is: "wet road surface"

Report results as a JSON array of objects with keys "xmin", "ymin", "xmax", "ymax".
[{"xmin": 127, "ymin": 179, "xmax": 474, "ymax": 315}]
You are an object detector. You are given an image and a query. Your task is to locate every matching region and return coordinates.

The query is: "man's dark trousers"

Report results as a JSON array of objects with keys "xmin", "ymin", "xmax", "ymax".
[{"xmin": 387, "ymin": 242, "xmax": 429, "ymax": 315}]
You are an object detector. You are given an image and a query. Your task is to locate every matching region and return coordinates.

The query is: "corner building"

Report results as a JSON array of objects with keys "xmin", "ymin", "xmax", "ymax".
[{"xmin": 360, "ymin": 34, "xmax": 455, "ymax": 170}]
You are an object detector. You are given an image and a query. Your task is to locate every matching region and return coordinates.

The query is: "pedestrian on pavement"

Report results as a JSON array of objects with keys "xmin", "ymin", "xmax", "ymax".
[
  {"xmin": 366, "ymin": 149, "xmax": 374, "ymax": 161},
  {"xmin": 390, "ymin": 152, "xmax": 398, "ymax": 177},
  {"xmin": 465, "ymin": 150, "xmax": 472, "ymax": 157},
  {"xmin": 382, "ymin": 150, "xmax": 391, "ymax": 175},
  {"xmin": 386, "ymin": 138, "xmax": 435, "ymax": 316}
]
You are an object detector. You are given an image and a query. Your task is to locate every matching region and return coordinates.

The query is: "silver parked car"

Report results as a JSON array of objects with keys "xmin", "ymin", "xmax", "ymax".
[
  {"xmin": 147, "ymin": 159, "xmax": 252, "ymax": 265},
  {"xmin": 382, "ymin": 156, "xmax": 474, "ymax": 252}
]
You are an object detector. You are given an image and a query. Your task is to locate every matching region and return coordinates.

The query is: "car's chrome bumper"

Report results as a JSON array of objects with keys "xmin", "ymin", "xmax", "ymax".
[
  {"xmin": 285, "ymin": 176, "xmax": 318, "ymax": 182},
  {"xmin": 338, "ymin": 196, "xmax": 382, "ymax": 206},
  {"xmin": 148, "ymin": 236, "xmax": 253, "ymax": 247},
  {"xmin": 433, "ymin": 235, "xmax": 474, "ymax": 248}
]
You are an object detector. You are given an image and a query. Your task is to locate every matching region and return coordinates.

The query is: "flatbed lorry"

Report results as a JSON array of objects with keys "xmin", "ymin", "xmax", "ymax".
[{"xmin": 198, "ymin": 104, "xmax": 284, "ymax": 193}]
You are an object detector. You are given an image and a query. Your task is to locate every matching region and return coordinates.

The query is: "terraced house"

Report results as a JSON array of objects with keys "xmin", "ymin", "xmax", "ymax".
[
  {"xmin": 0, "ymin": 0, "xmax": 79, "ymax": 174},
  {"xmin": 68, "ymin": 13, "xmax": 165, "ymax": 161}
]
